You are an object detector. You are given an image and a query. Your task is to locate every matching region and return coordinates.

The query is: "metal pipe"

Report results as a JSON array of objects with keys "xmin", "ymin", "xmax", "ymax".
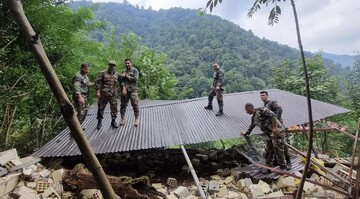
[{"xmin": 180, "ymin": 144, "xmax": 206, "ymax": 199}]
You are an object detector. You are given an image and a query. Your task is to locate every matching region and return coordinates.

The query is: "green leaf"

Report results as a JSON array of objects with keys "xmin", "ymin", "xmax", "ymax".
[
  {"xmin": 210, "ymin": 2, "xmax": 213, "ymax": 12},
  {"xmin": 206, "ymin": 0, "xmax": 212, "ymax": 8},
  {"xmin": 214, "ymin": 0, "xmax": 218, "ymax": 7}
]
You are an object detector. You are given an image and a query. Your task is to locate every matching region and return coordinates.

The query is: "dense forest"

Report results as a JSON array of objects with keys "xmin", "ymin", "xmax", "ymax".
[{"xmin": 0, "ymin": 0, "xmax": 359, "ymax": 156}]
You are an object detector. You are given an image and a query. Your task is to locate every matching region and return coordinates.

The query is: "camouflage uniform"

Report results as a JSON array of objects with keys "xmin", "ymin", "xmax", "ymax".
[
  {"xmin": 245, "ymin": 107, "xmax": 286, "ymax": 166},
  {"xmin": 95, "ymin": 70, "xmax": 120, "ymax": 120},
  {"xmin": 72, "ymin": 71, "xmax": 90, "ymax": 123},
  {"xmin": 207, "ymin": 68, "xmax": 225, "ymax": 112},
  {"xmin": 264, "ymin": 99, "xmax": 291, "ymax": 166},
  {"xmin": 119, "ymin": 66, "xmax": 139, "ymax": 119}
]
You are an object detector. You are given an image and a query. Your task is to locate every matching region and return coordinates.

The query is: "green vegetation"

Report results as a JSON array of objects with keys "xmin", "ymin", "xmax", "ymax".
[{"xmin": 0, "ymin": 1, "xmax": 358, "ymax": 157}]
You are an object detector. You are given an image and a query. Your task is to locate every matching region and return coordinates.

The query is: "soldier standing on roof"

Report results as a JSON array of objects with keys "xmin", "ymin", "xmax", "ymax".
[
  {"xmin": 72, "ymin": 63, "xmax": 94, "ymax": 125},
  {"xmin": 119, "ymin": 58, "xmax": 140, "ymax": 126},
  {"xmin": 240, "ymin": 103, "xmax": 287, "ymax": 172},
  {"xmin": 260, "ymin": 91, "xmax": 292, "ymax": 170},
  {"xmin": 204, "ymin": 62, "xmax": 225, "ymax": 116},
  {"xmin": 95, "ymin": 60, "xmax": 120, "ymax": 130}
]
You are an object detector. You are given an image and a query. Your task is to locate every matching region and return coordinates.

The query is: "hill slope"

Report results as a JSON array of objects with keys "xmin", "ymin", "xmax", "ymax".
[{"xmin": 71, "ymin": 2, "xmax": 348, "ymax": 98}]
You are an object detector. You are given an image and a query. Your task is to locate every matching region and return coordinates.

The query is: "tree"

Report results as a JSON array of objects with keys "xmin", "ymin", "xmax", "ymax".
[{"xmin": 205, "ymin": 1, "xmax": 315, "ymax": 198}]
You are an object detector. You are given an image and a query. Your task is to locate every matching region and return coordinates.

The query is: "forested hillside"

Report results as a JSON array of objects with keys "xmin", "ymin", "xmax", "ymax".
[
  {"xmin": 71, "ymin": 1, "xmax": 350, "ymax": 98},
  {"xmin": 1, "ymin": 0, "xmax": 358, "ymax": 156}
]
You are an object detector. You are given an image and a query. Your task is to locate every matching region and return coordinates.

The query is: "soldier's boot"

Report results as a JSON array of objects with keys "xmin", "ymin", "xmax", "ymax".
[
  {"xmin": 279, "ymin": 164, "xmax": 287, "ymax": 170},
  {"xmin": 204, "ymin": 104, "xmax": 213, "ymax": 110},
  {"xmin": 215, "ymin": 110, "xmax": 223, "ymax": 116},
  {"xmin": 215, "ymin": 101, "xmax": 224, "ymax": 116},
  {"xmin": 286, "ymin": 162, "xmax": 292, "ymax": 170},
  {"xmin": 96, "ymin": 119, "xmax": 102, "ymax": 130},
  {"xmin": 134, "ymin": 118, "xmax": 140, "ymax": 126},
  {"xmin": 111, "ymin": 119, "xmax": 119, "ymax": 128},
  {"xmin": 120, "ymin": 117, "xmax": 126, "ymax": 126}
]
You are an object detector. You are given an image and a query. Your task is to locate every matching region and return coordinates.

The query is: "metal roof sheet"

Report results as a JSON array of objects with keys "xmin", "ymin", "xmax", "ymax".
[{"xmin": 32, "ymin": 89, "xmax": 350, "ymax": 158}]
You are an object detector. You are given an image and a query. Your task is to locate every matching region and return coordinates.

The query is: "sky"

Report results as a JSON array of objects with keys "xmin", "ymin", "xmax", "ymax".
[{"xmin": 94, "ymin": 0, "xmax": 360, "ymax": 55}]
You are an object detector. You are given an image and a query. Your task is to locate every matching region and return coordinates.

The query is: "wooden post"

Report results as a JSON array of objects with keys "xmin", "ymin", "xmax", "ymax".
[{"xmin": 6, "ymin": 0, "xmax": 119, "ymax": 198}]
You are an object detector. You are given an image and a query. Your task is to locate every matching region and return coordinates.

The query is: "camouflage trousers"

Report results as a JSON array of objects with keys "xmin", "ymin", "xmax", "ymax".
[
  {"xmin": 207, "ymin": 88, "xmax": 224, "ymax": 111},
  {"xmin": 120, "ymin": 90, "xmax": 139, "ymax": 118},
  {"xmin": 264, "ymin": 131, "xmax": 286, "ymax": 166},
  {"xmin": 73, "ymin": 94, "xmax": 88, "ymax": 124},
  {"xmin": 97, "ymin": 93, "xmax": 118, "ymax": 119}
]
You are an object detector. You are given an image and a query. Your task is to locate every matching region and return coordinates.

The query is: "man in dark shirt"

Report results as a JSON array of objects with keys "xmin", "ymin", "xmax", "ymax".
[{"xmin": 204, "ymin": 62, "xmax": 225, "ymax": 116}]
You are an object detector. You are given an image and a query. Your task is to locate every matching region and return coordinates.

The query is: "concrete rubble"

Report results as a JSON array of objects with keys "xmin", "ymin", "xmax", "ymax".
[{"xmin": 0, "ymin": 147, "xmax": 353, "ymax": 198}]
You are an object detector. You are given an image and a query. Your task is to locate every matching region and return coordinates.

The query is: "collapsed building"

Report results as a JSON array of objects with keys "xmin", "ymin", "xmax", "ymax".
[{"xmin": 1, "ymin": 89, "xmax": 357, "ymax": 198}]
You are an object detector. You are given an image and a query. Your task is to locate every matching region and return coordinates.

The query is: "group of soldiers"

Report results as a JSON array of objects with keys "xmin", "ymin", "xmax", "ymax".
[
  {"xmin": 72, "ymin": 59, "xmax": 140, "ymax": 130},
  {"xmin": 204, "ymin": 62, "xmax": 291, "ymax": 171},
  {"xmin": 73, "ymin": 60, "xmax": 291, "ymax": 171}
]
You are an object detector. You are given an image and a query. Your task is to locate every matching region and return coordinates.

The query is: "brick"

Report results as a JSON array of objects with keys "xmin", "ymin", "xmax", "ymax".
[
  {"xmin": 151, "ymin": 183, "xmax": 163, "ymax": 190},
  {"xmin": 166, "ymin": 177, "xmax": 177, "ymax": 188},
  {"xmin": 228, "ymin": 191, "xmax": 241, "ymax": 199},
  {"xmin": 8, "ymin": 156, "xmax": 41, "ymax": 173},
  {"xmin": 258, "ymin": 180, "xmax": 271, "ymax": 194},
  {"xmin": 0, "ymin": 149, "xmax": 19, "ymax": 166},
  {"xmin": 208, "ymin": 180, "xmax": 219, "ymax": 194},
  {"xmin": 210, "ymin": 175, "xmax": 221, "ymax": 181},
  {"xmin": 258, "ymin": 191, "xmax": 285, "ymax": 198},
  {"xmin": 224, "ymin": 176, "xmax": 234, "ymax": 185},
  {"xmin": 0, "ymin": 173, "xmax": 21, "ymax": 198},
  {"xmin": 276, "ymin": 176, "xmax": 295, "ymax": 188},
  {"xmin": 61, "ymin": 191, "xmax": 77, "ymax": 199},
  {"xmin": 12, "ymin": 185, "xmax": 37, "ymax": 196},
  {"xmin": 80, "ymin": 189, "xmax": 103, "ymax": 199},
  {"xmin": 35, "ymin": 181, "xmax": 52, "ymax": 193},
  {"xmin": 214, "ymin": 186, "xmax": 227, "ymax": 197},
  {"xmin": 181, "ymin": 165, "xmax": 190, "ymax": 174},
  {"xmin": 249, "ymin": 184, "xmax": 265, "ymax": 198},
  {"xmin": 174, "ymin": 186, "xmax": 190, "ymax": 198},
  {"xmin": 42, "ymin": 187, "xmax": 61, "ymax": 199},
  {"xmin": 39, "ymin": 169, "xmax": 51, "ymax": 178}
]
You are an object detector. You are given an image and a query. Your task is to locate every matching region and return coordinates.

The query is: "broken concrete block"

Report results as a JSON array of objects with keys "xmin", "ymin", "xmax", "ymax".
[
  {"xmin": 151, "ymin": 183, "xmax": 163, "ymax": 190},
  {"xmin": 191, "ymin": 158, "xmax": 200, "ymax": 167},
  {"xmin": 0, "ymin": 149, "xmax": 19, "ymax": 166},
  {"xmin": 228, "ymin": 191, "xmax": 241, "ymax": 199},
  {"xmin": 0, "ymin": 173, "xmax": 21, "ymax": 197},
  {"xmin": 39, "ymin": 169, "xmax": 51, "ymax": 178},
  {"xmin": 224, "ymin": 176, "xmax": 234, "ymax": 185},
  {"xmin": 210, "ymin": 175, "xmax": 221, "ymax": 181},
  {"xmin": 35, "ymin": 181, "xmax": 52, "ymax": 193},
  {"xmin": 166, "ymin": 193, "xmax": 178, "ymax": 199},
  {"xmin": 174, "ymin": 186, "xmax": 190, "ymax": 198},
  {"xmin": 80, "ymin": 189, "xmax": 103, "ymax": 199},
  {"xmin": 12, "ymin": 185, "xmax": 38, "ymax": 197},
  {"xmin": 217, "ymin": 168, "xmax": 230, "ymax": 177},
  {"xmin": 208, "ymin": 181, "xmax": 220, "ymax": 194},
  {"xmin": 239, "ymin": 192, "xmax": 249, "ymax": 199},
  {"xmin": 210, "ymin": 162, "xmax": 219, "ymax": 170},
  {"xmin": 0, "ymin": 167, "xmax": 7, "ymax": 177},
  {"xmin": 276, "ymin": 176, "xmax": 295, "ymax": 189},
  {"xmin": 51, "ymin": 169, "xmax": 64, "ymax": 183},
  {"xmin": 214, "ymin": 186, "xmax": 228, "ymax": 197},
  {"xmin": 42, "ymin": 187, "xmax": 61, "ymax": 199},
  {"xmin": 3, "ymin": 159, "xmax": 22, "ymax": 171},
  {"xmin": 257, "ymin": 191, "xmax": 284, "ymax": 198},
  {"xmin": 167, "ymin": 177, "xmax": 177, "ymax": 188},
  {"xmin": 61, "ymin": 191, "xmax": 77, "ymax": 199},
  {"xmin": 25, "ymin": 182, "xmax": 37, "ymax": 189},
  {"xmin": 51, "ymin": 181, "xmax": 63, "ymax": 195},
  {"xmin": 258, "ymin": 180, "xmax": 271, "ymax": 194},
  {"xmin": 194, "ymin": 154, "xmax": 208, "ymax": 161},
  {"xmin": 249, "ymin": 184, "xmax": 265, "ymax": 198}
]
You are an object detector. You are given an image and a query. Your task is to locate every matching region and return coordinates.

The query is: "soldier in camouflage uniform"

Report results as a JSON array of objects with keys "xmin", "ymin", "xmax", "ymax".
[
  {"xmin": 260, "ymin": 91, "xmax": 292, "ymax": 170},
  {"xmin": 240, "ymin": 103, "xmax": 287, "ymax": 171},
  {"xmin": 72, "ymin": 63, "xmax": 93, "ymax": 124},
  {"xmin": 95, "ymin": 60, "xmax": 120, "ymax": 130},
  {"xmin": 204, "ymin": 62, "xmax": 225, "ymax": 116},
  {"xmin": 119, "ymin": 58, "xmax": 140, "ymax": 126}
]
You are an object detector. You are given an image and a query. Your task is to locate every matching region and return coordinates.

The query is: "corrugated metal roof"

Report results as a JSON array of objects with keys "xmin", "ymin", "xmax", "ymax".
[{"xmin": 32, "ymin": 89, "xmax": 350, "ymax": 158}]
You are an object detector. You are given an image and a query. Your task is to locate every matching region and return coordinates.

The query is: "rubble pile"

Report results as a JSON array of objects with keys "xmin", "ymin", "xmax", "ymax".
[{"xmin": 0, "ymin": 147, "xmax": 353, "ymax": 199}]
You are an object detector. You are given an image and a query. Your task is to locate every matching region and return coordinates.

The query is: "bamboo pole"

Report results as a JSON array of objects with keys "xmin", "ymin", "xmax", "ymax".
[
  {"xmin": 348, "ymin": 119, "xmax": 360, "ymax": 184},
  {"xmin": 6, "ymin": 1, "xmax": 119, "ymax": 198}
]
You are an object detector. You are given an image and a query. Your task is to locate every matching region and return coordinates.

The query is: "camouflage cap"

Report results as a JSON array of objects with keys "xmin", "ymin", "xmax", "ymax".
[{"xmin": 108, "ymin": 60, "xmax": 117, "ymax": 66}]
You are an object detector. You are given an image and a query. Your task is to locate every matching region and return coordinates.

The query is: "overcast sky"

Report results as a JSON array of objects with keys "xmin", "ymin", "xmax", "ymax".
[{"xmin": 94, "ymin": 0, "xmax": 359, "ymax": 55}]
